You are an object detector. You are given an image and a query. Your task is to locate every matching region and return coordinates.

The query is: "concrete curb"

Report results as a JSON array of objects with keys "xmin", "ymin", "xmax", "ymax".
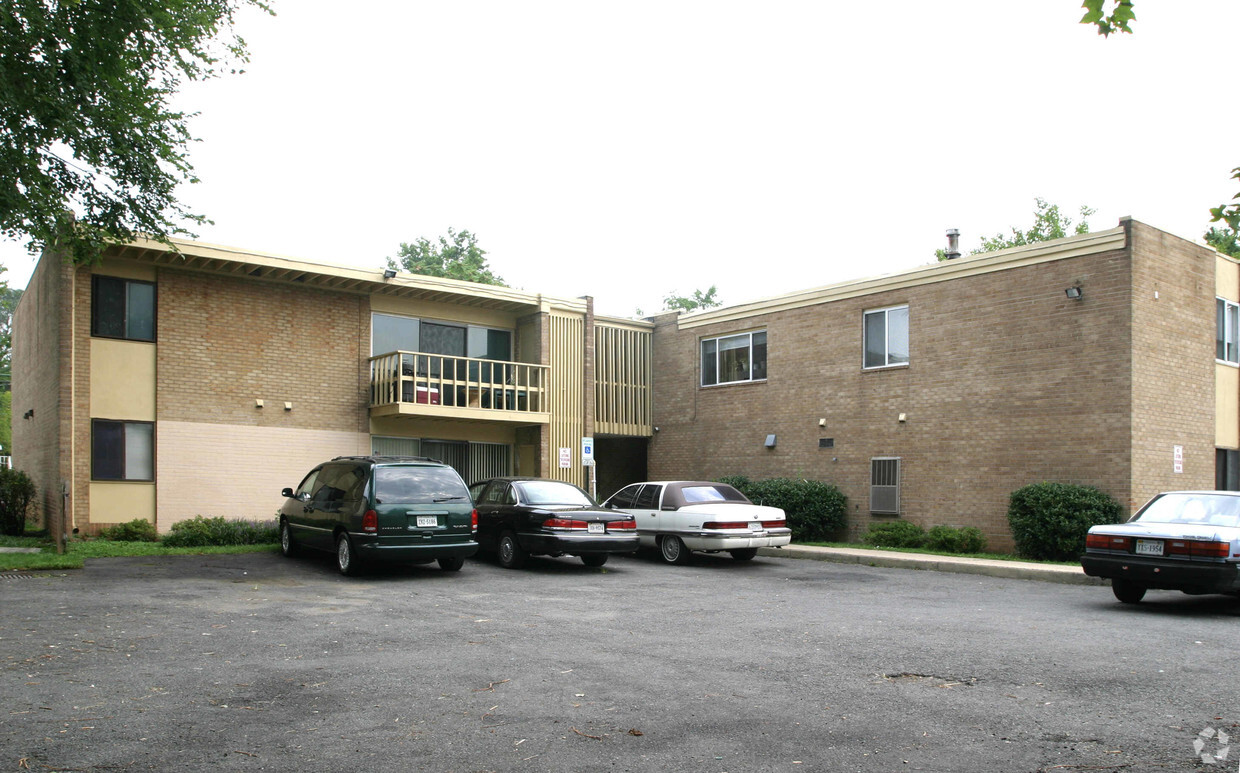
[{"xmin": 758, "ymin": 544, "xmax": 1106, "ymax": 586}]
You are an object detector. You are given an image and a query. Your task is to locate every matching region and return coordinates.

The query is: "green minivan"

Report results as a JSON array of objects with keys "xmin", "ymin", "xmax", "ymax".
[{"xmin": 278, "ymin": 456, "xmax": 478, "ymax": 575}]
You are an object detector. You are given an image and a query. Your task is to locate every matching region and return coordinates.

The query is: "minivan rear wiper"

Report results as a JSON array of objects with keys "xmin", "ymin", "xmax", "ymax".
[{"xmin": 433, "ymin": 496, "xmax": 467, "ymax": 502}]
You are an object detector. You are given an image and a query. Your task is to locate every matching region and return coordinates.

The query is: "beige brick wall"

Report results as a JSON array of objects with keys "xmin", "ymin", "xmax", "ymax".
[
  {"xmin": 1127, "ymin": 220, "xmax": 1219, "ymax": 508},
  {"xmin": 11, "ymin": 253, "xmax": 72, "ymax": 532},
  {"xmin": 157, "ymin": 421, "xmax": 368, "ymax": 529},
  {"xmin": 650, "ymin": 246, "xmax": 1140, "ymax": 552}
]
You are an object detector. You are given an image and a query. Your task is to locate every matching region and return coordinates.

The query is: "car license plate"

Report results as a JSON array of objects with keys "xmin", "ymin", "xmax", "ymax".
[
  {"xmin": 749, "ymin": 521, "xmax": 763, "ymax": 531},
  {"xmin": 416, "ymin": 515, "xmax": 438, "ymax": 528},
  {"xmin": 1135, "ymin": 539, "xmax": 1163, "ymax": 556},
  {"xmin": 588, "ymin": 522, "xmax": 605, "ymax": 534}
]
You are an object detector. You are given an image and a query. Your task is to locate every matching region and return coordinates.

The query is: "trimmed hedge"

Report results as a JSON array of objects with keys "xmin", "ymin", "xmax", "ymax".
[
  {"xmin": 1007, "ymin": 482, "xmax": 1122, "ymax": 561},
  {"xmin": 924, "ymin": 525, "xmax": 987, "ymax": 554},
  {"xmin": 862, "ymin": 521, "xmax": 926, "ymax": 548},
  {"xmin": 716, "ymin": 476, "xmax": 847, "ymax": 541},
  {"xmin": 99, "ymin": 518, "xmax": 159, "ymax": 542},
  {"xmin": 0, "ymin": 467, "xmax": 36, "ymax": 537},
  {"xmin": 161, "ymin": 516, "xmax": 279, "ymax": 548}
]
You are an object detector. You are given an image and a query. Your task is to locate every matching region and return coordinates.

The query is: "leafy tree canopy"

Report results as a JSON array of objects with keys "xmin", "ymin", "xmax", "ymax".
[
  {"xmin": 1080, "ymin": 0, "xmax": 1135, "ymax": 37},
  {"xmin": 0, "ymin": 0, "xmax": 271, "ymax": 266},
  {"xmin": 939, "ymin": 198, "xmax": 1095, "ymax": 260},
  {"xmin": 664, "ymin": 286, "xmax": 721, "ymax": 313},
  {"xmin": 387, "ymin": 228, "xmax": 506, "ymax": 286},
  {"xmin": 1078, "ymin": 4, "xmax": 1240, "ymax": 236},
  {"xmin": 0, "ymin": 275, "xmax": 20, "ymax": 378},
  {"xmin": 1205, "ymin": 227, "xmax": 1240, "ymax": 258}
]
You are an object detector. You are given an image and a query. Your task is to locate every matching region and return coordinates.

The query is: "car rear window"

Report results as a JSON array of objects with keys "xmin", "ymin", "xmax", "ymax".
[
  {"xmin": 375, "ymin": 466, "xmax": 470, "ymax": 505},
  {"xmin": 515, "ymin": 480, "xmax": 594, "ymax": 506},
  {"xmin": 1135, "ymin": 493, "xmax": 1240, "ymax": 528},
  {"xmin": 681, "ymin": 485, "xmax": 749, "ymax": 504}
]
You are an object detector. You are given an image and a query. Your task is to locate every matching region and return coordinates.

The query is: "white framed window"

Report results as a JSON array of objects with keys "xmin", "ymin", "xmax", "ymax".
[
  {"xmin": 701, "ymin": 331, "xmax": 767, "ymax": 387},
  {"xmin": 870, "ymin": 457, "xmax": 901, "ymax": 514},
  {"xmin": 1217, "ymin": 298, "xmax": 1239, "ymax": 364},
  {"xmin": 91, "ymin": 419, "xmax": 154, "ymax": 481},
  {"xmin": 864, "ymin": 305, "xmax": 909, "ymax": 369}
]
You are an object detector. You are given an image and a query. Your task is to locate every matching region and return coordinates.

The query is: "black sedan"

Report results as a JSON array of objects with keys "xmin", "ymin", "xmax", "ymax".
[{"xmin": 470, "ymin": 477, "xmax": 639, "ymax": 568}]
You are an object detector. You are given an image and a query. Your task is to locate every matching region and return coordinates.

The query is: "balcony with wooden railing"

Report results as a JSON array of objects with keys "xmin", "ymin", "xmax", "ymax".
[{"xmin": 369, "ymin": 351, "xmax": 550, "ymax": 424}]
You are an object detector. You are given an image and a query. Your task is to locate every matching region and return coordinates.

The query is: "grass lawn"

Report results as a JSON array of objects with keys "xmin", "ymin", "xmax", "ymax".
[{"xmin": 0, "ymin": 534, "xmax": 278, "ymax": 572}]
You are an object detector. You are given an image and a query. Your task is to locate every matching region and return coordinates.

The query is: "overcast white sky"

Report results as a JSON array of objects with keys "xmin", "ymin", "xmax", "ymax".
[{"xmin": 4, "ymin": 1, "xmax": 1239, "ymax": 317}]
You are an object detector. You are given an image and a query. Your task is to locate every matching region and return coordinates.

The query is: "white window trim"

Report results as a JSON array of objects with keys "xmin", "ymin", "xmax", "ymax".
[
  {"xmin": 1217, "ymin": 298, "xmax": 1239, "ymax": 366},
  {"xmin": 700, "ymin": 329, "xmax": 767, "ymax": 387},
  {"xmin": 863, "ymin": 304, "xmax": 910, "ymax": 370}
]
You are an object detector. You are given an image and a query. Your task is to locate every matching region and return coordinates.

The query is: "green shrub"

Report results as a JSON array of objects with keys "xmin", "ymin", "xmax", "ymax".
[
  {"xmin": 1007, "ymin": 482, "xmax": 1122, "ymax": 561},
  {"xmin": 161, "ymin": 516, "xmax": 279, "ymax": 548},
  {"xmin": 99, "ymin": 518, "xmax": 159, "ymax": 542},
  {"xmin": 861, "ymin": 520, "xmax": 926, "ymax": 548},
  {"xmin": 924, "ymin": 525, "xmax": 987, "ymax": 554},
  {"xmin": 0, "ymin": 467, "xmax": 36, "ymax": 537},
  {"xmin": 717, "ymin": 476, "xmax": 847, "ymax": 541}
]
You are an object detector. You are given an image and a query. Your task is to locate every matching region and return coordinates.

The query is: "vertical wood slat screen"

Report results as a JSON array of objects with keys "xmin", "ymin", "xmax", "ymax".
[{"xmin": 594, "ymin": 323, "xmax": 653, "ymax": 436}]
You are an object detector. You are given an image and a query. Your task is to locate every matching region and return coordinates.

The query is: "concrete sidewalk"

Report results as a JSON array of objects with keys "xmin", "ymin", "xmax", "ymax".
[{"xmin": 759, "ymin": 544, "xmax": 1104, "ymax": 585}]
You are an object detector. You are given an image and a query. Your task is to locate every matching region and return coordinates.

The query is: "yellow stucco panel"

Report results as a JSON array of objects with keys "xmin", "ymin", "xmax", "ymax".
[
  {"xmin": 1217, "ymin": 362, "xmax": 1239, "ymax": 449},
  {"xmin": 89, "ymin": 482, "xmax": 155, "ymax": 524},
  {"xmin": 1217, "ymin": 254, "xmax": 1239, "ymax": 301},
  {"xmin": 91, "ymin": 339, "xmax": 156, "ymax": 420}
]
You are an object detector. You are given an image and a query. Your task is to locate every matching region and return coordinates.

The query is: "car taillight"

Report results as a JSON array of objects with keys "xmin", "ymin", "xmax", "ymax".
[
  {"xmin": 760, "ymin": 520, "xmax": 784, "ymax": 528},
  {"xmin": 471, "ymin": 508, "xmax": 478, "ymax": 533},
  {"xmin": 544, "ymin": 518, "xmax": 589, "ymax": 530},
  {"xmin": 1086, "ymin": 533, "xmax": 1130, "ymax": 551},
  {"xmin": 702, "ymin": 521, "xmax": 748, "ymax": 530},
  {"xmin": 608, "ymin": 519, "xmax": 636, "ymax": 531},
  {"xmin": 362, "ymin": 510, "xmax": 378, "ymax": 533},
  {"xmin": 1186, "ymin": 540, "xmax": 1229, "ymax": 558}
]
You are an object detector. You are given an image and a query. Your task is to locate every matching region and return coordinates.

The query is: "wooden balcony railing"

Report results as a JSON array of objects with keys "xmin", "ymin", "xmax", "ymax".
[{"xmin": 369, "ymin": 351, "xmax": 549, "ymax": 417}]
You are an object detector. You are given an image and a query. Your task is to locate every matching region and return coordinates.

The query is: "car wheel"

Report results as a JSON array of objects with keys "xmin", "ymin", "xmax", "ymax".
[
  {"xmin": 336, "ymin": 532, "xmax": 360, "ymax": 576},
  {"xmin": 1111, "ymin": 579, "xmax": 1146, "ymax": 604},
  {"xmin": 729, "ymin": 548, "xmax": 758, "ymax": 561},
  {"xmin": 279, "ymin": 520, "xmax": 298, "ymax": 557},
  {"xmin": 659, "ymin": 536, "xmax": 691, "ymax": 565},
  {"xmin": 498, "ymin": 531, "xmax": 527, "ymax": 569},
  {"xmin": 438, "ymin": 556, "xmax": 465, "ymax": 572},
  {"xmin": 580, "ymin": 554, "xmax": 608, "ymax": 567}
]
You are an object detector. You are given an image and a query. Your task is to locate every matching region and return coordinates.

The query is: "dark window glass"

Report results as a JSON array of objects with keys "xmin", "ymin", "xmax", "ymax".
[
  {"xmin": 752, "ymin": 332, "xmax": 767, "ymax": 380},
  {"xmin": 634, "ymin": 484, "xmax": 661, "ymax": 509},
  {"xmin": 91, "ymin": 419, "xmax": 154, "ymax": 481},
  {"xmin": 607, "ymin": 485, "xmax": 640, "ymax": 509},
  {"xmin": 375, "ymin": 466, "xmax": 469, "ymax": 504},
  {"xmin": 1217, "ymin": 449, "xmax": 1240, "ymax": 491},
  {"xmin": 92, "ymin": 276, "xmax": 156, "ymax": 341},
  {"xmin": 701, "ymin": 339, "xmax": 717, "ymax": 386}
]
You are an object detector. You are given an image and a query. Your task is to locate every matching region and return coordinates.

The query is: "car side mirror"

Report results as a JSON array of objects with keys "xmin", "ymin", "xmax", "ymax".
[{"xmin": 281, "ymin": 488, "xmax": 294, "ymax": 498}]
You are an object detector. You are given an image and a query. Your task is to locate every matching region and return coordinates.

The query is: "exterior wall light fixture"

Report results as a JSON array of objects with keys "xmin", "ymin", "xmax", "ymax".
[
  {"xmin": 1065, "ymin": 286, "xmax": 1083, "ymax": 300},
  {"xmin": 764, "ymin": 434, "xmax": 777, "ymax": 449},
  {"xmin": 383, "ymin": 268, "xmax": 397, "ymax": 279}
]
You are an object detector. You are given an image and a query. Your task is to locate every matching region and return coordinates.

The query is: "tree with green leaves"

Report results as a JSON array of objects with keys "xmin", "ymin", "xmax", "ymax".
[
  {"xmin": 1205, "ymin": 227, "xmax": 1240, "ymax": 258},
  {"xmin": 387, "ymin": 228, "xmax": 506, "ymax": 286},
  {"xmin": 0, "ymin": 281, "xmax": 21, "ymax": 380},
  {"xmin": 1078, "ymin": 3, "xmax": 1240, "ymax": 233},
  {"xmin": 938, "ymin": 198, "xmax": 1095, "ymax": 260},
  {"xmin": 663, "ymin": 286, "xmax": 721, "ymax": 313},
  {"xmin": 1, "ymin": 0, "xmax": 272, "ymax": 266}
]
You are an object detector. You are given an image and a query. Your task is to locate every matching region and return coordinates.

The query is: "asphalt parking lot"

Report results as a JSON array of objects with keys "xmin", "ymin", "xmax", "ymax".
[{"xmin": 2, "ymin": 549, "xmax": 1238, "ymax": 772}]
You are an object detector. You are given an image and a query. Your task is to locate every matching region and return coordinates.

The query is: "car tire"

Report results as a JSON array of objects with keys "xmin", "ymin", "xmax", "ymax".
[
  {"xmin": 729, "ymin": 548, "xmax": 758, "ymax": 561},
  {"xmin": 1111, "ymin": 579, "xmax": 1146, "ymax": 604},
  {"xmin": 659, "ymin": 536, "xmax": 691, "ymax": 565},
  {"xmin": 438, "ymin": 556, "xmax": 465, "ymax": 572},
  {"xmin": 498, "ymin": 531, "xmax": 527, "ymax": 569},
  {"xmin": 336, "ymin": 532, "xmax": 361, "ymax": 576},
  {"xmin": 280, "ymin": 520, "xmax": 299, "ymax": 557},
  {"xmin": 580, "ymin": 554, "xmax": 608, "ymax": 567}
]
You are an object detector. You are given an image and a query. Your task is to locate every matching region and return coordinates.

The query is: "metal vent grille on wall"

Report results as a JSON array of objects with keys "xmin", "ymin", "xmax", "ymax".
[{"xmin": 870, "ymin": 457, "xmax": 901, "ymax": 514}]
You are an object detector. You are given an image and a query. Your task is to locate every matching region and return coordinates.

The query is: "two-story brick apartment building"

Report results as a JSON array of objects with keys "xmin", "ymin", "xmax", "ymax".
[
  {"xmin": 12, "ymin": 218, "xmax": 1239, "ymax": 551},
  {"xmin": 646, "ymin": 218, "xmax": 1239, "ymax": 549},
  {"xmin": 11, "ymin": 237, "xmax": 652, "ymax": 538}
]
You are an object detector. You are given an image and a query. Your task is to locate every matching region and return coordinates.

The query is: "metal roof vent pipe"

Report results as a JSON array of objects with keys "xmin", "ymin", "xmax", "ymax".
[{"xmin": 945, "ymin": 228, "xmax": 961, "ymax": 260}]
